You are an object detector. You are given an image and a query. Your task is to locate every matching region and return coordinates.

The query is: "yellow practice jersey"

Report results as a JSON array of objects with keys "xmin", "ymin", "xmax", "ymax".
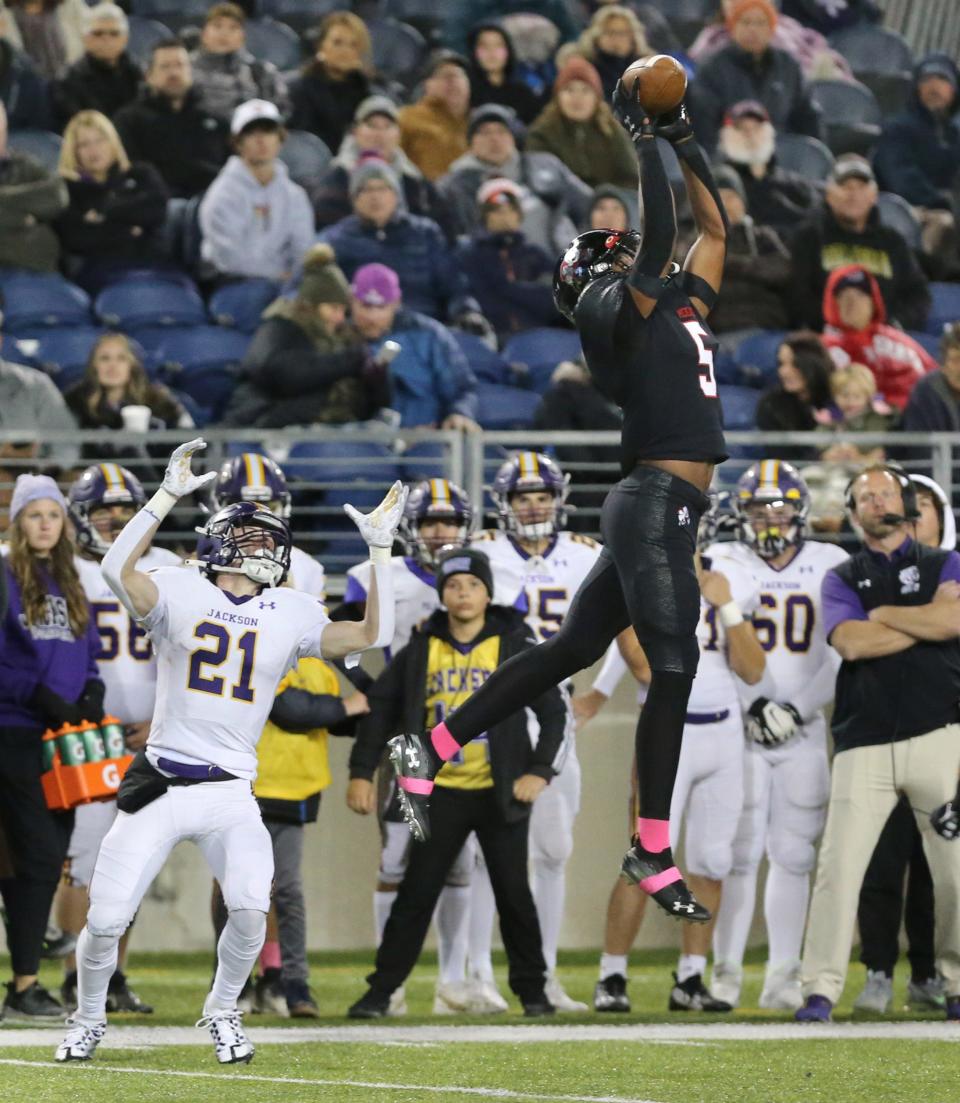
[{"xmin": 426, "ymin": 635, "xmax": 499, "ymax": 791}]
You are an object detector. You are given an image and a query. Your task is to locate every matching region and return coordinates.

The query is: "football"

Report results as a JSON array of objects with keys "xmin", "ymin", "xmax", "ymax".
[{"xmin": 620, "ymin": 54, "xmax": 687, "ymax": 117}]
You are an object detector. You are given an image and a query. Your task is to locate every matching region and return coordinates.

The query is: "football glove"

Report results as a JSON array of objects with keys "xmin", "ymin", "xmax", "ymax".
[
  {"xmin": 612, "ymin": 79, "xmax": 655, "ymax": 144},
  {"xmin": 344, "ymin": 480, "xmax": 408, "ymax": 550},
  {"xmin": 930, "ymin": 800, "xmax": 959, "ymax": 840},
  {"xmin": 746, "ymin": 697, "xmax": 802, "ymax": 748},
  {"xmin": 653, "ymin": 102, "xmax": 694, "ymax": 146},
  {"xmin": 162, "ymin": 438, "xmax": 216, "ymax": 499}
]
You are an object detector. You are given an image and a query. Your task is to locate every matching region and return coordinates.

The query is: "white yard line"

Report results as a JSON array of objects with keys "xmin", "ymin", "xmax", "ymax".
[{"xmin": 0, "ymin": 1059, "xmax": 663, "ymax": 1103}]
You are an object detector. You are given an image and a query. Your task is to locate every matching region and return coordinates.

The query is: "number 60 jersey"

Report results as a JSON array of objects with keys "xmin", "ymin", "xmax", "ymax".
[{"xmin": 138, "ymin": 565, "xmax": 331, "ymax": 780}]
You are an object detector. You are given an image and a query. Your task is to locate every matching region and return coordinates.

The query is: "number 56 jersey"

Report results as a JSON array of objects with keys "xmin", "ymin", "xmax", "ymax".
[{"xmin": 139, "ymin": 566, "xmax": 331, "ymax": 780}]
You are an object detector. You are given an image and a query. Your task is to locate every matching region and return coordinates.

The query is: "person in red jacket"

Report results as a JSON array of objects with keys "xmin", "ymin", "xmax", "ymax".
[{"xmin": 821, "ymin": 265, "xmax": 936, "ymax": 410}]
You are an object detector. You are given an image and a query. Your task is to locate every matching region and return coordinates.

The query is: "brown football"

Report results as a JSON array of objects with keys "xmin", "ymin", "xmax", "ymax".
[{"xmin": 620, "ymin": 54, "xmax": 687, "ymax": 117}]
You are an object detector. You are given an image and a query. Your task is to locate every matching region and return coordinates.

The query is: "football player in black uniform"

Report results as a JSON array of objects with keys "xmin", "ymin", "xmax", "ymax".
[{"xmin": 391, "ymin": 81, "xmax": 729, "ymax": 923}]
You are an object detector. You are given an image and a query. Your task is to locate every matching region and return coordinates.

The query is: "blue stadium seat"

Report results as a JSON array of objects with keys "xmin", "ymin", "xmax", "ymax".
[
  {"xmin": 453, "ymin": 330, "xmax": 512, "ymax": 385},
  {"xmin": 907, "ymin": 330, "xmax": 942, "ymax": 362},
  {"xmin": 0, "ymin": 272, "xmax": 92, "ymax": 327},
  {"xmin": 244, "ymin": 17, "xmax": 303, "ymax": 71},
  {"xmin": 285, "ymin": 439, "xmax": 402, "ymax": 509},
  {"xmin": 209, "ymin": 278, "xmax": 282, "ymax": 332},
  {"xmin": 809, "ymin": 80, "xmax": 882, "ymax": 156},
  {"xmin": 126, "ymin": 15, "xmax": 171, "ymax": 67},
  {"xmin": 829, "ymin": 25, "xmax": 913, "ymax": 74},
  {"xmin": 168, "ymin": 387, "xmax": 207, "ymax": 428},
  {"xmin": 7, "ymin": 326, "xmax": 106, "ymax": 390},
  {"xmin": 399, "ymin": 440, "xmax": 449, "ymax": 482},
  {"xmin": 8, "ymin": 129, "xmax": 62, "ymax": 172},
  {"xmin": 475, "ymin": 384, "xmax": 541, "ymax": 429},
  {"xmin": 720, "ymin": 386, "xmax": 760, "ymax": 430},
  {"xmin": 501, "ymin": 328, "xmax": 582, "ymax": 393},
  {"xmin": 877, "ymin": 191, "xmax": 922, "ymax": 251},
  {"xmin": 278, "ymin": 130, "xmax": 332, "ymax": 191},
  {"xmin": 774, "ymin": 133, "xmax": 834, "ymax": 182},
  {"xmin": 260, "ymin": 0, "xmax": 343, "ymax": 34},
  {"xmin": 926, "ymin": 282, "xmax": 960, "ymax": 335},
  {"xmin": 95, "ymin": 279, "xmax": 207, "ymax": 329},
  {"xmin": 733, "ymin": 330, "xmax": 787, "ymax": 387},
  {"xmin": 153, "ymin": 326, "xmax": 251, "ymax": 421},
  {"xmin": 129, "ymin": 0, "xmax": 209, "ymax": 31},
  {"xmin": 368, "ymin": 18, "xmax": 427, "ymax": 89}
]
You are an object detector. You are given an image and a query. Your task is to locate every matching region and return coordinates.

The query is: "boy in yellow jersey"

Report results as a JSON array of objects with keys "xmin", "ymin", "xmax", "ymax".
[{"xmin": 346, "ymin": 549, "xmax": 570, "ymax": 1017}]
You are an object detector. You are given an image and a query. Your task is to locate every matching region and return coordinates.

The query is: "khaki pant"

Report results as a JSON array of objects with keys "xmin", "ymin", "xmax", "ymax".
[{"xmin": 801, "ymin": 724, "xmax": 960, "ymax": 1003}]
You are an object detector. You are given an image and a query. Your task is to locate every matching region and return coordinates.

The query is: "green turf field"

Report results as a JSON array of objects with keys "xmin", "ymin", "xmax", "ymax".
[{"xmin": 0, "ymin": 950, "xmax": 954, "ymax": 1103}]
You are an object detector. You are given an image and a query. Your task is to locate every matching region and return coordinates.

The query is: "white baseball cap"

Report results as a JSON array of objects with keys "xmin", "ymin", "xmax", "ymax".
[{"xmin": 231, "ymin": 99, "xmax": 282, "ymax": 136}]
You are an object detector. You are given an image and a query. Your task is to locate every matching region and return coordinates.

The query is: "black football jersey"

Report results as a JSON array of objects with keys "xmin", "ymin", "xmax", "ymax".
[{"xmin": 576, "ymin": 269, "xmax": 728, "ymax": 475}]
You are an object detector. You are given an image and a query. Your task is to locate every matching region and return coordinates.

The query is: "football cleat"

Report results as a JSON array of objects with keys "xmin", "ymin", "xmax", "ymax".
[
  {"xmin": 594, "ymin": 974, "xmax": 630, "ymax": 1013},
  {"xmin": 795, "ymin": 994, "xmax": 833, "ymax": 1022},
  {"xmin": 196, "ymin": 1008, "xmax": 254, "ymax": 1064},
  {"xmin": 852, "ymin": 970, "xmax": 892, "ymax": 1014},
  {"xmin": 55, "ymin": 1017, "xmax": 106, "ymax": 1062},
  {"xmin": 668, "ymin": 973, "xmax": 733, "ymax": 1013},
  {"xmin": 710, "ymin": 962, "xmax": 743, "ymax": 1009},
  {"xmin": 432, "ymin": 981, "xmax": 472, "ymax": 1015},
  {"xmin": 3, "ymin": 980, "xmax": 66, "ymax": 1020},
  {"xmin": 619, "ymin": 839, "xmax": 711, "ymax": 923},
  {"xmin": 387, "ymin": 986, "xmax": 407, "ymax": 1017},
  {"xmin": 522, "ymin": 996, "xmax": 556, "ymax": 1017},
  {"xmin": 253, "ymin": 969, "xmax": 288, "ymax": 1017},
  {"xmin": 545, "ymin": 974, "xmax": 588, "ymax": 1013},
  {"xmin": 347, "ymin": 988, "xmax": 390, "ymax": 1019},
  {"xmin": 388, "ymin": 732, "xmax": 439, "ymax": 842},
  {"xmin": 106, "ymin": 971, "xmax": 153, "ymax": 1014},
  {"xmin": 759, "ymin": 961, "xmax": 802, "ymax": 1011},
  {"xmin": 466, "ymin": 978, "xmax": 509, "ymax": 1014},
  {"xmin": 907, "ymin": 976, "xmax": 946, "ymax": 1011}
]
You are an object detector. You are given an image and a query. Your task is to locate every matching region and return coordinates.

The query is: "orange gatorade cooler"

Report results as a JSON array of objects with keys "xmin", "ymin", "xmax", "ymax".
[{"xmin": 41, "ymin": 718, "xmax": 134, "ymax": 811}]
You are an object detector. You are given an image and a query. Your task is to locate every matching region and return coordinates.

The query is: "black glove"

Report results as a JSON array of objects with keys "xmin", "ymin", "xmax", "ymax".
[
  {"xmin": 612, "ymin": 79, "xmax": 655, "ymax": 145},
  {"xmin": 653, "ymin": 102, "xmax": 695, "ymax": 146},
  {"xmin": 746, "ymin": 697, "xmax": 802, "ymax": 748},
  {"xmin": 31, "ymin": 684, "xmax": 84, "ymax": 727},
  {"xmin": 930, "ymin": 800, "xmax": 959, "ymax": 840},
  {"xmin": 77, "ymin": 679, "xmax": 106, "ymax": 724}
]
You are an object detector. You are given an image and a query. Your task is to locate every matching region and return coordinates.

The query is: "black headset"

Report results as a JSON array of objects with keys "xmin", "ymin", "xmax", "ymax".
[{"xmin": 844, "ymin": 463, "xmax": 919, "ymax": 520}]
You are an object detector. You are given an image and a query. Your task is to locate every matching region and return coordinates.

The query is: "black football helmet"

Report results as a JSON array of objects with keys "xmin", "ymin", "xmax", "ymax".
[{"xmin": 552, "ymin": 229, "xmax": 641, "ymax": 322}]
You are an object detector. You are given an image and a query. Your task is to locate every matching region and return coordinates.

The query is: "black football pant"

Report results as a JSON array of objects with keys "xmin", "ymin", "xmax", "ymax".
[
  {"xmin": 858, "ymin": 795, "xmax": 936, "ymax": 982},
  {"xmin": 368, "ymin": 787, "xmax": 546, "ymax": 1002},
  {"xmin": 444, "ymin": 466, "xmax": 707, "ymax": 820},
  {"xmin": 0, "ymin": 728, "xmax": 74, "ymax": 977}
]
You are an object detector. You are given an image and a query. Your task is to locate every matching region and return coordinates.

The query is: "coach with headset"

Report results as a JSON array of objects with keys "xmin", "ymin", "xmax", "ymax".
[{"xmin": 795, "ymin": 463, "xmax": 960, "ymax": 1023}]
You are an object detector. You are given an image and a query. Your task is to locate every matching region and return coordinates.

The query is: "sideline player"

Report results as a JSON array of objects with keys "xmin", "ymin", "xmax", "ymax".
[
  {"xmin": 391, "ymin": 81, "xmax": 729, "ymax": 921},
  {"xmin": 55, "ymin": 439, "xmax": 403, "ymax": 1064},
  {"xmin": 57, "ymin": 464, "xmax": 179, "ymax": 1014},
  {"xmin": 710, "ymin": 461, "xmax": 847, "ymax": 1010}
]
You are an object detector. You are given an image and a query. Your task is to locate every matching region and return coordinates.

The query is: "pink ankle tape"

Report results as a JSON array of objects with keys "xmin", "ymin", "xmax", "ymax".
[
  {"xmin": 398, "ymin": 776, "xmax": 434, "ymax": 795},
  {"xmin": 260, "ymin": 941, "xmax": 280, "ymax": 971},
  {"xmin": 431, "ymin": 722, "xmax": 460, "ymax": 762},
  {"xmin": 638, "ymin": 817, "xmax": 671, "ymax": 853},
  {"xmin": 638, "ymin": 866, "xmax": 681, "ymax": 895}
]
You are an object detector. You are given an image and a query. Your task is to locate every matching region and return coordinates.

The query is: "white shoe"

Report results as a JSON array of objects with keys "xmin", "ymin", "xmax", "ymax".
[
  {"xmin": 545, "ymin": 974, "xmax": 588, "ymax": 1013},
  {"xmin": 466, "ymin": 978, "xmax": 508, "ymax": 1014},
  {"xmin": 433, "ymin": 981, "xmax": 472, "ymax": 1015},
  {"xmin": 759, "ymin": 960, "xmax": 803, "ymax": 1011},
  {"xmin": 710, "ymin": 962, "xmax": 743, "ymax": 1009},
  {"xmin": 852, "ymin": 970, "xmax": 893, "ymax": 1014},
  {"xmin": 54, "ymin": 1017, "xmax": 105, "ymax": 1062},
  {"xmin": 387, "ymin": 986, "xmax": 407, "ymax": 1017},
  {"xmin": 196, "ymin": 1007, "xmax": 254, "ymax": 1064}
]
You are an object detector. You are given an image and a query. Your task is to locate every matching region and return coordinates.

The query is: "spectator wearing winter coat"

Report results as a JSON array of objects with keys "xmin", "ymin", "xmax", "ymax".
[
  {"xmin": 399, "ymin": 50, "xmax": 471, "ymax": 182},
  {"xmin": 568, "ymin": 4, "xmax": 652, "ymax": 102},
  {"xmin": 439, "ymin": 103, "xmax": 591, "ymax": 254},
  {"xmin": 820, "ymin": 265, "xmax": 936, "ymax": 411},
  {"xmin": 466, "ymin": 22, "xmax": 542, "ymax": 125},
  {"xmin": 0, "ymin": 101, "xmax": 66, "ymax": 271},
  {"xmin": 223, "ymin": 244, "xmax": 382, "ymax": 428},
  {"xmin": 289, "ymin": 11, "xmax": 373, "ymax": 156},
  {"xmin": 445, "ymin": 0, "xmax": 580, "ymax": 54},
  {"xmin": 0, "ymin": 0, "xmax": 86, "ymax": 79},
  {"xmin": 688, "ymin": 0, "xmax": 823, "ymax": 154},
  {"xmin": 715, "ymin": 99, "xmax": 820, "ymax": 236},
  {"xmin": 114, "ymin": 39, "xmax": 229, "ymax": 199},
  {"xmin": 874, "ymin": 54, "xmax": 960, "ymax": 262},
  {"xmin": 0, "ymin": 35, "xmax": 52, "ymax": 129},
  {"xmin": 200, "ymin": 99, "xmax": 314, "ymax": 282},
  {"xmin": 710, "ymin": 166, "xmax": 791, "ymax": 334},
  {"xmin": 54, "ymin": 110, "xmax": 168, "ymax": 293},
  {"xmin": 526, "ymin": 57, "xmax": 635, "ymax": 189},
  {"xmin": 789, "ymin": 155, "xmax": 931, "ymax": 333},
  {"xmin": 317, "ymin": 158, "xmax": 477, "ymax": 323},
  {"xmin": 349, "ymin": 263, "xmax": 479, "ymax": 431},
  {"xmin": 756, "ymin": 330, "xmax": 833, "ymax": 457},
  {"xmin": 189, "ymin": 2, "xmax": 289, "ymax": 124},
  {"xmin": 49, "ymin": 3, "xmax": 138, "ymax": 128},
  {"xmin": 314, "ymin": 95, "xmax": 455, "ymax": 240},
  {"xmin": 901, "ymin": 322, "xmax": 960, "ymax": 434},
  {"xmin": 455, "ymin": 178, "xmax": 557, "ymax": 340},
  {"xmin": 816, "ymin": 362, "xmax": 893, "ymax": 467},
  {"xmin": 0, "ymin": 325, "xmax": 77, "ymax": 468}
]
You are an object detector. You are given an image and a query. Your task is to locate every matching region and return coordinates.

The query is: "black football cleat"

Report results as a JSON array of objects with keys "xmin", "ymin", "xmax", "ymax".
[
  {"xmin": 347, "ymin": 988, "xmax": 391, "ymax": 1019},
  {"xmin": 668, "ymin": 972, "xmax": 733, "ymax": 1012},
  {"xmin": 594, "ymin": 974, "xmax": 630, "ymax": 1013},
  {"xmin": 522, "ymin": 995, "xmax": 556, "ymax": 1017},
  {"xmin": 388, "ymin": 733, "xmax": 440, "ymax": 842},
  {"xmin": 620, "ymin": 839, "xmax": 711, "ymax": 923},
  {"xmin": 106, "ymin": 970, "xmax": 153, "ymax": 1014}
]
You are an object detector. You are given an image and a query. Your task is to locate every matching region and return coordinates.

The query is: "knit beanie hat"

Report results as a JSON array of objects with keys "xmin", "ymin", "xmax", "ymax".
[
  {"xmin": 436, "ymin": 547, "xmax": 494, "ymax": 600},
  {"xmin": 9, "ymin": 474, "xmax": 67, "ymax": 525},
  {"xmin": 726, "ymin": 0, "xmax": 778, "ymax": 31},
  {"xmin": 553, "ymin": 56, "xmax": 603, "ymax": 99},
  {"xmin": 297, "ymin": 244, "xmax": 351, "ymax": 307},
  {"xmin": 349, "ymin": 156, "xmax": 402, "ymax": 200}
]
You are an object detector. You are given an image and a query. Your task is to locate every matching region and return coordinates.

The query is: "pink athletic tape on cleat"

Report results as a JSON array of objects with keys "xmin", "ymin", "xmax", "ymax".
[
  {"xmin": 398, "ymin": 776, "xmax": 434, "ymax": 795},
  {"xmin": 637, "ymin": 817, "xmax": 671, "ymax": 853},
  {"xmin": 431, "ymin": 722, "xmax": 460, "ymax": 762},
  {"xmin": 638, "ymin": 866, "xmax": 682, "ymax": 895}
]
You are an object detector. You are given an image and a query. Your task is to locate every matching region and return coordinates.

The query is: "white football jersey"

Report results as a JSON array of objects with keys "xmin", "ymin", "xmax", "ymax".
[
  {"xmin": 344, "ymin": 555, "xmax": 439, "ymax": 656},
  {"xmin": 688, "ymin": 545, "xmax": 762, "ymax": 712},
  {"xmin": 288, "ymin": 545, "xmax": 326, "ymax": 599},
  {"xmin": 76, "ymin": 547, "xmax": 180, "ymax": 725},
  {"xmin": 470, "ymin": 530, "xmax": 602, "ymax": 642},
  {"xmin": 717, "ymin": 539, "xmax": 849, "ymax": 704},
  {"xmin": 140, "ymin": 566, "xmax": 331, "ymax": 779}
]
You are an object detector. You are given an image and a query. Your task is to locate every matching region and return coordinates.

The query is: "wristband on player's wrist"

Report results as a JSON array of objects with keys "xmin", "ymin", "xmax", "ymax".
[
  {"xmin": 718, "ymin": 601, "xmax": 744, "ymax": 628},
  {"xmin": 369, "ymin": 545, "xmax": 391, "ymax": 565},
  {"xmin": 145, "ymin": 487, "xmax": 178, "ymax": 523}
]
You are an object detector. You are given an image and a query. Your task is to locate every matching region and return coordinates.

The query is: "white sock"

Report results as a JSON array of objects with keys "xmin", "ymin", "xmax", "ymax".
[
  {"xmin": 712, "ymin": 868, "xmax": 758, "ymax": 970},
  {"xmin": 467, "ymin": 860, "xmax": 496, "ymax": 983},
  {"xmin": 76, "ymin": 926, "xmax": 118, "ymax": 1024},
  {"xmin": 599, "ymin": 953, "xmax": 628, "ymax": 981},
  {"xmin": 374, "ymin": 890, "xmax": 397, "ymax": 946},
  {"xmin": 436, "ymin": 884, "xmax": 470, "ymax": 986},
  {"xmin": 677, "ymin": 953, "xmax": 707, "ymax": 983},
  {"xmin": 765, "ymin": 862, "xmax": 810, "ymax": 967},
  {"xmin": 531, "ymin": 857, "xmax": 565, "ymax": 975},
  {"xmin": 207, "ymin": 909, "xmax": 266, "ymax": 1012}
]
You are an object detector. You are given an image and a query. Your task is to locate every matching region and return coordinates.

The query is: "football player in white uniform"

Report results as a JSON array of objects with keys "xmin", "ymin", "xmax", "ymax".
[
  {"xmin": 343, "ymin": 478, "xmax": 479, "ymax": 1015},
  {"xmin": 58, "ymin": 464, "xmax": 179, "ymax": 1015},
  {"xmin": 710, "ymin": 460, "xmax": 848, "ymax": 1011},
  {"xmin": 55, "ymin": 439, "xmax": 403, "ymax": 1065}
]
